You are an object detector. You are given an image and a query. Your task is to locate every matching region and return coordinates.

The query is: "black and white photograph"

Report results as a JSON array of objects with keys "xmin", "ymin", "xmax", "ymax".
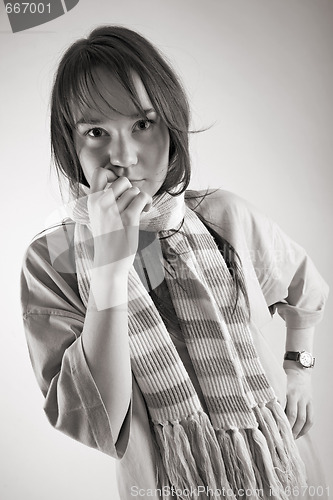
[{"xmin": 1, "ymin": 1, "xmax": 332, "ymax": 499}]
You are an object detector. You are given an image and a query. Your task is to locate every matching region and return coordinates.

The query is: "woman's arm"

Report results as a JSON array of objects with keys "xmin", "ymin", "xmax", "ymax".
[
  {"xmin": 80, "ymin": 167, "xmax": 152, "ymax": 442},
  {"xmin": 81, "ymin": 267, "xmax": 132, "ymax": 444},
  {"xmin": 284, "ymin": 326, "xmax": 315, "ymax": 439},
  {"xmin": 242, "ymin": 198, "xmax": 327, "ymax": 439},
  {"xmin": 22, "ymin": 169, "xmax": 152, "ymax": 457},
  {"xmin": 200, "ymin": 190, "xmax": 329, "ymax": 439},
  {"xmin": 21, "ymin": 233, "xmax": 124, "ymax": 458}
]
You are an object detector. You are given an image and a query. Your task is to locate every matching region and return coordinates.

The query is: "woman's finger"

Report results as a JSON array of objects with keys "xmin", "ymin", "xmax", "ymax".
[
  {"xmin": 285, "ymin": 395, "xmax": 298, "ymax": 431},
  {"xmin": 90, "ymin": 167, "xmax": 118, "ymax": 193},
  {"xmin": 116, "ymin": 186, "xmax": 141, "ymax": 212},
  {"xmin": 122, "ymin": 191, "xmax": 153, "ymax": 225},
  {"xmin": 290, "ymin": 403, "xmax": 307, "ymax": 439},
  {"xmin": 109, "ymin": 176, "xmax": 133, "ymax": 199},
  {"xmin": 297, "ymin": 403, "xmax": 314, "ymax": 438}
]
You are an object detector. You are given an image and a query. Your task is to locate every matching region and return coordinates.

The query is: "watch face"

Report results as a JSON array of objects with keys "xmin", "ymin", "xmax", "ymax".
[{"xmin": 299, "ymin": 351, "xmax": 313, "ymax": 368}]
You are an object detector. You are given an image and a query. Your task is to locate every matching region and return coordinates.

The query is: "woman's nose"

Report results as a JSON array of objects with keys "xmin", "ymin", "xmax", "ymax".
[{"xmin": 109, "ymin": 135, "xmax": 138, "ymax": 168}]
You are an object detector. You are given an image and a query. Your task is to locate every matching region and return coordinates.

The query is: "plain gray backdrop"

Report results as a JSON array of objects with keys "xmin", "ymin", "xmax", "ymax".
[{"xmin": 0, "ymin": 1, "xmax": 332, "ymax": 499}]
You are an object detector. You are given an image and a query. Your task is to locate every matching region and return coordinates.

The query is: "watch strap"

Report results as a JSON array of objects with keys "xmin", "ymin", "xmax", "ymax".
[{"xmin": 284, "ymin": 351, "xmax": 300, "ymax": 361}]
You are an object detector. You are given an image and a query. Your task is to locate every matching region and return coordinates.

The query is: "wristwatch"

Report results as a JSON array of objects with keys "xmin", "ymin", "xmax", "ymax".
[{"xmin": 284, "ymin": 351, "xmax": 315, "ymax": 368}]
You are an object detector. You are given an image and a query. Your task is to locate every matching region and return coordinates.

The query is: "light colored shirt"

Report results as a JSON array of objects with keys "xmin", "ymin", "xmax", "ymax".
[{"xmin": 21, "ymin": 190, "xmax": 329, "ymax": 499}]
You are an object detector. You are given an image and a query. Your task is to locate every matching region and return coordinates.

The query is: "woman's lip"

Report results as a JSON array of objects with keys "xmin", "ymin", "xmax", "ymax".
[
  {"xmin": 103, "ymin": 178, "xmax": 144, "ymax": 190},
  {"xmin": 113, "ymin": 176, "xmax": 143, "ymax": 181}
]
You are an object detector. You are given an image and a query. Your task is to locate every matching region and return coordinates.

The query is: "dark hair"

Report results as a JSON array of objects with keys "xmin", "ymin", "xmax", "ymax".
[{"xmin": 50, "ymin": 25, "xmax": 191, "ymax": 197}]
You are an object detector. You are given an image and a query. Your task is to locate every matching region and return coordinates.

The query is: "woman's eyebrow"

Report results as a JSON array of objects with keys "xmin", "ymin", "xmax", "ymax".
[
  {"xmin": 75, "ymin": 117, "xmax": 104, "ymax": 127},
  {"xmin": 130, "ymin": 108, "xmax": 156, "ymax": 118},
  {"xmin": 75, "ymin": 108, "xmax": 156, "ymax": 127}
]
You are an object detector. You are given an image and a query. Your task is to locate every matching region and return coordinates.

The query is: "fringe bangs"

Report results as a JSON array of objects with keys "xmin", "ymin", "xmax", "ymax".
[{"xmin": 62, "ymin": 54, "xmax": 147, "ymax": 127}]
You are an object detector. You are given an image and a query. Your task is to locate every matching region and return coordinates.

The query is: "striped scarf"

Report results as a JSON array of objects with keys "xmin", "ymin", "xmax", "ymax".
[{"xmin": 69, "ymin": 188, "xmax": 307, "ymax": 499}]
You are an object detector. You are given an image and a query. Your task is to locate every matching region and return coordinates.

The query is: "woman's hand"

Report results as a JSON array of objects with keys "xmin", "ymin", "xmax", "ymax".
[
  {"xmin": 284, "ymin": 364, "xmax": 314, "ymax": 439},
  {"xmin": 87, "ymin": 167, "xmax": 152, "ymax": 271}
]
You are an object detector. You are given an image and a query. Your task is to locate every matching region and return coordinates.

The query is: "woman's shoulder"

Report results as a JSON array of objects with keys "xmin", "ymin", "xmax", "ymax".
[
  {"xmin": 185, "ymin": 188, "xmax": 258, "ymax": 223},
  {"xmin": 184, "ymin": 188, "xmax": 278, "ymax": 256},
  {"xmin": 22, "ymin": 219, "xmax": 76, "ymax": 277},
  {"xmin": 21, "ymin": 220, "xmax": 81, "ymax": 316}
]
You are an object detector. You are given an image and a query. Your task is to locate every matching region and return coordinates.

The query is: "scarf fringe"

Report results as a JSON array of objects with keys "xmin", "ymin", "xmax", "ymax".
[
  {"xmin": 155, "ymin": 417, "xmax": 203, "ymax": 496},
  {"xmin": 153, "ymin": 402, "xmax": 307, "ymax": 500},
  {"xmin": 216, "ymin": 430, "xmax": 244, "ymax": 495},
  {"xmin": 232, "ymin": 429, "xmax": 261, "ymax": 497},
  {"xmin": 184, "ymin": 413, "xmax": 235, "ymax": 495}
]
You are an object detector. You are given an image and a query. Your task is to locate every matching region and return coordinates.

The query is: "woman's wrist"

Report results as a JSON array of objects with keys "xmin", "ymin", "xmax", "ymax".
[
  {"xmin": 93, "ymin": 228, "xmax": 138, "ymax": 268},
  {"xmin": 284, "ymin": 326, "xmax": 315, "ymax": 372},
  {"xmin": 283, "ymin": 359, "xmax": 313, "ymax": 375},
  {"xmin": 89, "ymin": 262, "xmax": 130, "ymax": 311}
]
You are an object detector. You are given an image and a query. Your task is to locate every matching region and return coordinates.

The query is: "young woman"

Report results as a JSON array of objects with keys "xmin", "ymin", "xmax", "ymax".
[{"xmin": 21, "ymin": 26, "xmax": 329, "ymax": 499}]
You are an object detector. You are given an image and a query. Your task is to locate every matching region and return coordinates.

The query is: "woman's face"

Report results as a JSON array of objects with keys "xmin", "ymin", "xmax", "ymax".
[{"xmin": 73, "ymin": 69, "xmax": 170, "ymax": 198}]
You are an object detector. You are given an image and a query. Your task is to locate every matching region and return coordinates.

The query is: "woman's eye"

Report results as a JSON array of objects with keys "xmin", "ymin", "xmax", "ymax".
[
  {"xmin": 135, "ymin": 119, "xmax": 153, "ymax": 131},
  {"xmin": 86, "ymin": 128, "xmax": 107, "ymax": 138}
]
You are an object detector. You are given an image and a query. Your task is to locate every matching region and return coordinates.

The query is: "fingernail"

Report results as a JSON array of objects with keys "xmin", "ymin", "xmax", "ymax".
[{"xmin": 143, "ymin": 203, "xmax": 151, "ymax": 212}]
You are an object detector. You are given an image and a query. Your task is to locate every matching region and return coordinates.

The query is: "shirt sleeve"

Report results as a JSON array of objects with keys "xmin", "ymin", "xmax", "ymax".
[
  {"xmin": 20, "ymin": 225, "xmax": 131, "ymax": 459},
  {"xmin": 232, "ymin": 192, "xmax": 329, "ymax": 329},
  {"xmin": 259, "ymin": 220, "xmax": 329, "ymax": 329}
]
